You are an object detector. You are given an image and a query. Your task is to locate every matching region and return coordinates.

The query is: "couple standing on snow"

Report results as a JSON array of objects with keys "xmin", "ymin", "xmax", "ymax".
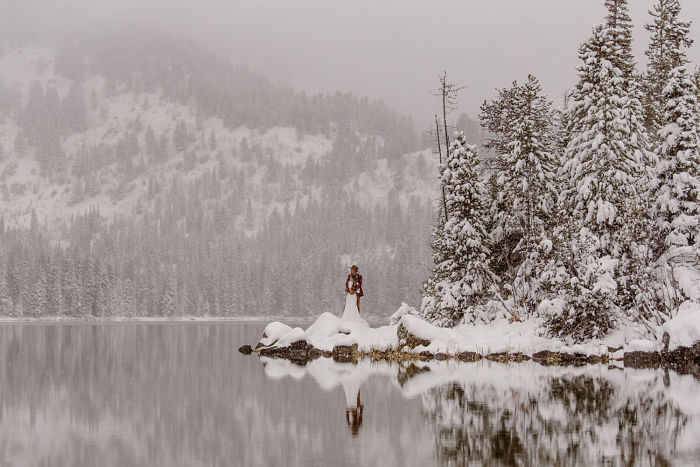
[{"xmin": 341, "ymin": 265, "xmax": 364, "ymax": 322}]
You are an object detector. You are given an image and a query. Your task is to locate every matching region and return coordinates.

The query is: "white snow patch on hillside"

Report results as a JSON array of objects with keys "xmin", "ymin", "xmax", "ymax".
[{"xmin": 0, "ymin": 45, "xmax": 436, "ymax": 232}]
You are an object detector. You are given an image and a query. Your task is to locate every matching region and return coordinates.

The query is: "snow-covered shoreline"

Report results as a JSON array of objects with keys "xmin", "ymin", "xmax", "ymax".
[{"xmin": 243, "ymin": 303, "xmax": 700, "ymax": 374}]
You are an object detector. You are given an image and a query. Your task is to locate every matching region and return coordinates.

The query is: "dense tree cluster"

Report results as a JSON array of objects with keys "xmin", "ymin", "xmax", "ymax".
[
  {"xmin": 0, "ymin": 179, "xmax": 431, "ymax": 318},
  {"xmin": 421, "ymin": 0, "xmax": 700, "ymax": 341}
]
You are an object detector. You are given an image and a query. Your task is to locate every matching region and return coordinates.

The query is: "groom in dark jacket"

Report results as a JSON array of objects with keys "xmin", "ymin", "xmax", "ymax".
[{"xmin": 345, "ymin": 265, "xmax": 364, "ymax": 313}]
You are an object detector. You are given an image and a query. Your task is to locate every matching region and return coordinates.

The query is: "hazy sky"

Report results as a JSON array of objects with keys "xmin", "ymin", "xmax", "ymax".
[{"xmin": 8, "ymin": 0, "xmax": 700, "ymax": 132}]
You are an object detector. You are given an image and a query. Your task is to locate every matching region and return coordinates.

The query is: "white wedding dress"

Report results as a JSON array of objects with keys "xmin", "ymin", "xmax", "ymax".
[{"xmin": 341, "ymin": 278, "xmax": 364, "ymax": 323}]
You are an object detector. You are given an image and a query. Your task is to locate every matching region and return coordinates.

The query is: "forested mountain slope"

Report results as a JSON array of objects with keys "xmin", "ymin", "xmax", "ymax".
[{"xmin": 0, "ymin": 31, "xmax": 439, "ymax": 318}]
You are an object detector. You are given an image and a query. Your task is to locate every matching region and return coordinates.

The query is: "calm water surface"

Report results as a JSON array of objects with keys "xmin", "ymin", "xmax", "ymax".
[{"xmin": 0, "ymin": 322, "xmax": 698, "ymax": 466}]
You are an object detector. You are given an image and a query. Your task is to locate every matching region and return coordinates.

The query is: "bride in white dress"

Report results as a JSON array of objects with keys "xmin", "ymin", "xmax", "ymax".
[{"xmin": 341, "ymin": 274, "xmax": 365, "ymax": 323}]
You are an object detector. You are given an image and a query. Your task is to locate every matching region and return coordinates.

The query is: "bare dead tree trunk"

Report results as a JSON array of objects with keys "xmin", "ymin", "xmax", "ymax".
[
  {"xmin": 441, "ymin": 75, "xmax": 451, "ymax": 162},
  {"xmin": 435, "ymin": 114, "xmax": 448, "ymax": 223},
  {"xmin": 430, "ymin": 72, "xmax": 465, "ymax": 224}
]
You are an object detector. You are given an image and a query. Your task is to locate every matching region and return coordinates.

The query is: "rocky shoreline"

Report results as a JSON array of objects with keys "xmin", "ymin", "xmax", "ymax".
[{"xmin": 239, "ymin": 323, "xmax": 700, "ymax": 378}]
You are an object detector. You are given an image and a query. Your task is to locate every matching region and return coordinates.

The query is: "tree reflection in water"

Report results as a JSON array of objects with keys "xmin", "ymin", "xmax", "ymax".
[
  {"xmin": 3, "ymin": 322, "xmax": 696, "ymax": 467},
  {"xmin": 421, "ymin": 372, "xmax": 692, "ymax": 466}
]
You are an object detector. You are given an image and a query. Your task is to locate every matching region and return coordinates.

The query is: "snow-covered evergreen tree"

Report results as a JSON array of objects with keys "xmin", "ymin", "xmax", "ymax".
[
  {"xmin": 553, "ymin": 24, "xmax": 651, "ymax": 340},
  {"xmin": 563, "ymin": 25, "xmax": 647, "ymax": 252},
  {"xmin": 655, "ymin": 65, "xmax": 700, "ymax": 250},
  {"xmin": 643, "ymin": 0, "xmax": 694, "ymax": 133},
  {"xmin": 480, "ymin": 76, "xmax": 558, "ymax": 317},
  {"xmin": 605, "ymin": 0, "xmax": 635, "ymax": 78},
  {"xmin": 160, "ymin": 276, "xmax": 177, "ymax": 317},
  {"xmin": 0, "ymin": 267, "xmax": 12, "ymax": 316},
  {"xmin": 421, "ymin": 132, "xmax": 494, "ymax": 327}
]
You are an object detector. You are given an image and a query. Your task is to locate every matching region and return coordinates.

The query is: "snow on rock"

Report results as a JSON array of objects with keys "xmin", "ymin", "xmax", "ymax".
[
  {"xmin": 675, "ymin": 265, "xmax": 700, "ymax": 302},
  {"xmin": 260, "ymin": 312, "xmax": 397, "ymax": 353},
  {"xmin": 389, "ymin": 302, "xmax": 413, "ymax": 325},
  {"xmin": 623, "ymin": 339, "xmax": 659, "ymax": 353},
  {"xmin": 663, "ymin": 301, "xmax": 700, "ymax": 351},
  {"xmin": 256, "ymin": 303, "xmax": 700, "ymax": 361},
  {"xmin": 260, "ymin": 321, "xmax": 294, "ymax": 346}
]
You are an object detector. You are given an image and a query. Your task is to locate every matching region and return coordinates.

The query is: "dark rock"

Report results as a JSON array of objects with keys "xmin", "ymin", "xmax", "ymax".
[
  {"xmin": 509, "ymin": 352, "xmax": 530, "ymax": 362},
  {"xmin": 532, "ymin": 351, "xmax": 556, "ymax": 365},
  {"xmin": 486, "ymin": 352, "xmax": 506, "ymax": 362},
  {"xmin": 624, "ymin": 351, "xmax": 661, "ymax": 368},
  {"xmin": 289, "ymin": 340, "xmax": 309, "ymax": 351},
  {"xmin": 257, "ymin": 346, "xmax": 284, "ymax": 358},
  {"xmin": 434, "ymin": 353, "xmax": 447, "ymax": 361},
  {"xmin": 664, "ymin": 342, "xmax": 700, "ymax": 378},
  {"xmin": 257, "ymin": 340, "xmax": 308, "ymax": 362},
  {"xmin": 586, "ymin": 355, "xmax": 602, "ymax": 364},
  {"xmin": 238, "ymin": 345, "xmax": 253, "ymax": 355},
  {"xmin": 287, "ymin": 340, "xmax": 312, "ymax": 364},
  {"xmin": 418, "ymin": 351, "xmax": 434, "ymax": 360},
  {"xmin": 455, "ymin": 352, "xmax": 482, "ymax": 362},
  {"xmin": 254, "ymin": 342, "xmax": 265, "ymax": 350},
  {"xmin": 487, "ymin": 352, "xmax": 530, "ymax": 362},
  {"xmin": 532, "ymin": 351, "xmax": 596, "ymax": 366},
  {"xmin": 332, "ymin": 344, "xmax": 357, "ymax": 363},
  {"xmin": 397, "ymin": 324, "xmax": 431, "ymax": 349}
]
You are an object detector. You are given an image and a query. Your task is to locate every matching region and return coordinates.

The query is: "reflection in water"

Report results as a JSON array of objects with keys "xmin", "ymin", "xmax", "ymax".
[
  {"xmin": 345, "ymin": 390, "xmax": 364, "ymax": 436},
  {"xmin": 0, "ymin": 322, "xmax": 698, "ymax": 466},
  {"xmin": 420, "ymin": 368, "xmax": 698, "ymax": 466},
  {"xmin": 262, "ymin": 356, "xmax": 700, "ymax": 466},
  {"xmin": 338, "ymin": 364, "xmax": 365, "ymax": 436}
]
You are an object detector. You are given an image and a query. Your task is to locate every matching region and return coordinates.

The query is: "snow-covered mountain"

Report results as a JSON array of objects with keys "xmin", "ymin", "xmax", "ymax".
[
  {"xmin": 0, "ymin": 45, "xmax": 437, "ymax": 231},
  {"xmin": 0, "ymin": 35, "xmax": 443, "ymax": 318}
]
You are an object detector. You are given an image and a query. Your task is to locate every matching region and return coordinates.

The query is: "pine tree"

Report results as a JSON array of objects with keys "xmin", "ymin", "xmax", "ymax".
[
  {"xmin": 644, "ymin": 0, "xmax": 694, "ymax": 133},
  {"xmin": 0, "ymin": 266, "xmax": 13, "ymax": 316},
  {"xmin": 554, "ymin": 24, "xmax": 649, "ymax": 339},
  {"xmin": 421, "ymin": 132, "xmax": 494, "ymax": 327},
  {"xmin": 46, "ymin": 261, "xmax": 63, "ymax": 316},
  {"xmin": 28, "ymin": 273, "xmax": 47, "ymax": 316},
  {"xmin": 655, "ymin": 65, "xmax": 700, "ymax": 250},
  {"xmin": 605, "ymin": 0, "xmax": 635, "ymax": 78},
  {"xmin": 61, "ymin": 256, "xmax": 80, "ymax": 315},
  {"xmin": 160, "ymin": 274, "xmax": 177, "ymax": 317},
  {"xmin": 480, "ymin": 76, "xmax": 558, "ymax": 317},
  {"xmin": 563, "ymin": 25, "xmax": 646, "ymax": 252},
  {"xmin": 173, "ymin": 120, "xmax": 189, "ymax": 153}
]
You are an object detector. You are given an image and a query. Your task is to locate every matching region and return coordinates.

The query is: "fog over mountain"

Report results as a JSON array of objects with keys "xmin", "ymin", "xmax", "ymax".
[{"xmin": 5, "ymin": 0, "xmax": 700, "ymax": 130}]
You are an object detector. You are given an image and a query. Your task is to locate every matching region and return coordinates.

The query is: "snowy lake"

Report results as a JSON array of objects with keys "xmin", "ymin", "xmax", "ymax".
[{"xmin": 0, "ymin": 321, "xmax": 698, "ymax": 466}]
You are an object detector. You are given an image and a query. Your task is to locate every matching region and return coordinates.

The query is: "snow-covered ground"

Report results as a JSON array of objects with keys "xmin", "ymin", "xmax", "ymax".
[{"xmin": 259, "ymin": 299, "xmax": 700, "ymax": 359}]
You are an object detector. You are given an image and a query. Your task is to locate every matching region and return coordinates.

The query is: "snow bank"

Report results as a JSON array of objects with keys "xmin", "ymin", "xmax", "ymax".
[
  {"xmin": 257, "ymin": 303, "xmax": 699, "ymax": 360},
  {"xmin": 624, "ymin": 339, "xmax": 659, "ymax": 353},
  {"xmin": 258, "ymin": 309, "xmax": 613, "ymax": 357},
  {"xmin": 260, "ymin": 321, "xmax": 294, "ymax": 346},
  {"xmin": 261, "ymin": 312, "xmax": 398, "ymax": 352},
  {"xmin": 663, "ymin": 301, "xmax": 700, "ymax": 351}
]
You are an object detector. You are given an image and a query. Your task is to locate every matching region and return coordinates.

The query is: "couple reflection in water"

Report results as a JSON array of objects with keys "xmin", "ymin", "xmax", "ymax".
[{"xmin": 343, "ymin": 380, "xmax": 364, "ymax": 436}]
